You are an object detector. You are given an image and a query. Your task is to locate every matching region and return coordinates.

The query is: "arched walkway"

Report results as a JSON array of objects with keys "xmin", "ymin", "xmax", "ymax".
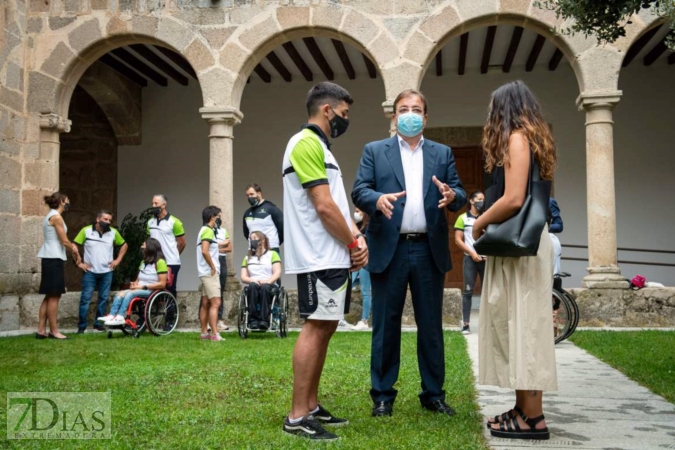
[{"xmin": 221, "ymin": 4, "xmax": 398, "ymax": 110}]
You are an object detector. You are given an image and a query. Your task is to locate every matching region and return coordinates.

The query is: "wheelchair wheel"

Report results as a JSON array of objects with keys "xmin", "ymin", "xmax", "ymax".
[
  {"xmin": 237, "ymin": 289, "xmax": 248, "ymax": 339},
  {"xmin": 277, "ymin": 287, "xmax": 288, "ymax": 338},
  {"xmin": 122, "ymin": 299, "xmax": 147, "ymax": 336},
  {"xmin": 145, "ymin": 291, "xmax": 179, "ymax": 336},
  {"xmin": 553, "ymin": 289, "xmax": 572, "ymax": 345},
  {"xmin": 561, "ymin": 290, "xmax": 580, "ymax": 341}
]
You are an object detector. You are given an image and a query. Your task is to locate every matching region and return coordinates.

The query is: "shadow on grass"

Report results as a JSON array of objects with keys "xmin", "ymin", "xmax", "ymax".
[{"xmin": 0, "ymin": 331, "xmax": 487, "ymax": 449}]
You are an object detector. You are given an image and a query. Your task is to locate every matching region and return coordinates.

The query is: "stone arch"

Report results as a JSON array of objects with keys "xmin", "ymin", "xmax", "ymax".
[
  {"xmin": 30, "ymin": 15, "xmax": 210, "ymax": 119},
  {"xmin": 220, "ymin": 5, "xmax": 393, "ymax": 110},
  {"xmin": 399, "ymin": 0, "xmax": 592, "ymax": 96}
]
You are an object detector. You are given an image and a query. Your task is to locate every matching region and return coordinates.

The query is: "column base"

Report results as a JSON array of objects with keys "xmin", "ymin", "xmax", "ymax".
[{"xmin": 583, "ymin": 266, "xmax": 629, "ymax": 289}]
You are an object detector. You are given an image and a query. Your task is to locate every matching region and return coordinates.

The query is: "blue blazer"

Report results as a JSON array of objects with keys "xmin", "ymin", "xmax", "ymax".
[{"xmin": 352, "ymin": 136, "xmax": 466, "ymax": 274}]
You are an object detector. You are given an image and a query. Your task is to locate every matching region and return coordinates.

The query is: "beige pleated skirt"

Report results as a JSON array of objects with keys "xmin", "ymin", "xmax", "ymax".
[{"xmin": 478, "ymin": 227, "xmax": 558, "ymax": 391}]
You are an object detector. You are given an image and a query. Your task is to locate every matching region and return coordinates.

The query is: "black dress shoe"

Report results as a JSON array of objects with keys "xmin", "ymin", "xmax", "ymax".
[
  {"xmin": 35, "ymin": 333, "xmax": 48, "ymax": 339},
  {"xmin": 422, "ymin": 400, "xmax": 455, "ymax": 416},
  {"xmin": 372, "ymin": 401, "xmax": 393, "ymax": 417}
]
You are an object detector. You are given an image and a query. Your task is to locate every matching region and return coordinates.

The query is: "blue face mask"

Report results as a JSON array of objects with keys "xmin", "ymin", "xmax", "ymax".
[{"xmin": 396, "ymin": 112, "xmax": 424, "ymax": 138}]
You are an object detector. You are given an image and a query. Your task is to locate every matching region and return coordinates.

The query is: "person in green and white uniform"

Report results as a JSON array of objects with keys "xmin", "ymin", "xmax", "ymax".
[
  {"xmin": 454, "ymin": 191, "xmax": 486, "ymax": 335},
  {"xmin": 240, "ymin": 231, "xmax": 282, "ymax": 330},
  {"xmin": 98, "ymin": 238, "xmax": 167, "ymax": 326},
  {"xmin": 197, "ymin": 206, "xmax": 224, "ymax": 342},
  {"xmin": 73, "ymin": 210, "xmax": 128, "ymax": 333},
  {"xmin": 215, "ymin": 224, "xmax": 232, "ymax": 331},
  {"xmin": 147, "ymin": 194, "xmax": 186, "ymax": 298}
]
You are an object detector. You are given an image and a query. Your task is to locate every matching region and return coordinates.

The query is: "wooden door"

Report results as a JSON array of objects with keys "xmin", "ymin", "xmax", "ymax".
[{"xmin": 444, "ymin": 147, "xmax": 485, "ymax": 289}]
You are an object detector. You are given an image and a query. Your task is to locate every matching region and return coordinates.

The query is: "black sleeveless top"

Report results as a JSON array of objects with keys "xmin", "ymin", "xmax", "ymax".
[{"xmin": 484, "ymin": 165, "xmax": 505, "ymax": 212}]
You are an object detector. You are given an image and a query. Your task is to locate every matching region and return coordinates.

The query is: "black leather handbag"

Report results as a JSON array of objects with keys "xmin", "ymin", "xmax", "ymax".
[{"xmin": 473, "ymin": 153, "xmax": 551, "ymax": 257}]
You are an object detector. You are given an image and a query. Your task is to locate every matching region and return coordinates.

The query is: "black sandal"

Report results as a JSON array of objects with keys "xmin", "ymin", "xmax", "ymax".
[
  {"xmin": 490, "ymin": 412, "xmax": 550, "ymax": 440},
  {"xmin": 486, "ymin": 405, "xmax": 523, "ymax": 428}
]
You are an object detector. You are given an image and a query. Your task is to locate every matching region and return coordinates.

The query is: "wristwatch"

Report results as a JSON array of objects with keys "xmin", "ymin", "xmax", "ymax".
[
  {"xmin": 142, "ymin": 285, "xmax": 148, "ymax": 290},
  {"xmin": 355, "ymin": 233, "xmax": 366, "ymax": 241}
]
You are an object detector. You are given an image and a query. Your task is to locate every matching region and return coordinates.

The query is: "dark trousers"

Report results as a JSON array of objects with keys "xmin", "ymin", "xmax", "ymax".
[
  {"xmin": 462, "ymin": 255, "xmax": 485, "ymax": 323},
  {"xmin": 248, "ymin": 283, "xmax": 275, "ymax": 323},
  {"xmin": 167, "ymin": 264, "xmax": 180, "ymax": 297},
  {"xmin": 218, "ymin": 256, "xmax": 227, "ymax": 320},
  {"xmin": 369, "ymin": 239, "xmax": 446, "ymax": 405},
  {"xmin": 166, "ymin": 265, "xmax": 180, "ymax": 323}
]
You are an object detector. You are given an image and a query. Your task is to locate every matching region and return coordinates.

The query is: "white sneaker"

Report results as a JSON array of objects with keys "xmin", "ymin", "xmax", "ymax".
[
  {"xmin": 217, "ymin": 320, "xmax": 229, "ymax": 331},
  {"xmin": 106, "ymin": 315, "xmax": 125, "ymax": 326},
  {"xmin": 337, "ymin": 319, "xmax": 350, "ymax": 328},
  {"xmin": 352, "ymin": 320, "xmax": 369, "ymax": 331},
  {"xmin": 97, "ymin": 314, "xmax": 113, "ymax": 324}
]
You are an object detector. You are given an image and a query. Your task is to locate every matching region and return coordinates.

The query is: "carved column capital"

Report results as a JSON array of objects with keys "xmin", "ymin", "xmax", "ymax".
[
  {"xmin": 576, "ymin": 91, "xmax": 622, "ymax": 112},
  {"xmin": 39, "ymin": 113, "xmax": 72, "ymax": 133},
  {"xmin": 199, "ymin": 107, "xmax": 243, "ymax": 138}
]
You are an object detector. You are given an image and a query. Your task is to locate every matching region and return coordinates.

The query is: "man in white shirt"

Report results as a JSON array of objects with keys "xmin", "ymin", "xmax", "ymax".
[
  {"xmin": 147, "ymin": 194, "xmax": 186, "ymax": 297},
  {"xmin": 352, "ymin": 89, "xmax": 466, "ymax": 418},
  {"xmin": 282, "ymin": 82, "xmax": 368, "ymax": 441}
]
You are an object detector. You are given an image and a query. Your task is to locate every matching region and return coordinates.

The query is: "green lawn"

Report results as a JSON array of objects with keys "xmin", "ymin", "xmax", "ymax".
[
  {"xmin": 570, "ymin": 330, "xmax": 675, "ymax": 404},
  {"xmin": 0, "ymin": 331, "xmax": 487, "ymax": 449}
]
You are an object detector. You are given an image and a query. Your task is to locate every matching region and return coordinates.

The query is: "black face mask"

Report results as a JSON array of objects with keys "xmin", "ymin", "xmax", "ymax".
[
  {"xmin": 250, "ymin": 240, "xmax": 259, "ymax": 251},
  {"xmin": 248, "ymin": 197, "xmax": 259, "ymax": 207},
  {"xmin": 215, "ymin": 218, "xmax": 222, "ymax": 228},
  {"xmin": 99, "ymin": 222, "xmax": 111, "ymax": 232},
  {"xmin": 63, "ymin": 202, "xmax": 71, "ymax": 212},
  {"xmin": 329, "ymin": 108, "xmax": 349, "ymax": 139},
  {"xmin": 150, "ymin": 207, "xmax": 161, "ymax": 216},
  {"xmin": 474, "ymin": 201, "xmax": 485, "ymax": 213}
]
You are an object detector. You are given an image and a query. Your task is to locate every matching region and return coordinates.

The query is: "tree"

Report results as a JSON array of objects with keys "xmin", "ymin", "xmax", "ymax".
[{"xmin": 536, "ymin": 1, "xmax": 675, "ymax": 50}]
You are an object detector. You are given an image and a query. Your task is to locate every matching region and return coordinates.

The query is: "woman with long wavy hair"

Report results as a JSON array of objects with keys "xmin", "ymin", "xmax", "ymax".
[{"xmin": 472, "ymin": 80, "xmax": 557, "ymax": 440}]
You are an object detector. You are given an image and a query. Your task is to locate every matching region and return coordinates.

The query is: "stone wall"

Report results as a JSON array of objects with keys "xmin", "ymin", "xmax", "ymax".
[
  {"xmin": 569, "ymin": 288, "xmax": 675, "ymax": 327},
  {"xmin": 0, "ymin": 0, "xmax": 42, "ymax": 296},
  {"xmin": 59, "ymin": 86, "xmax": 118, "ymax": 290},
  {"xmin": 5, "ymin": 286, "xmax": 675, "ymax": 333},
  {"xmin": 1, "ymin": 287, "xmax": 463, "ymax": 331}
]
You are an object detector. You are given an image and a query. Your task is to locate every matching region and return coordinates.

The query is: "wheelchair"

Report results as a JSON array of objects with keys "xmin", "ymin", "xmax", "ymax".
[
  {"xmin": 105, "ymin": 289, "xmax": 179, "ymax": 339},
  {"xmin": 236, "ymin": 283, "xmax": 288, "ymax": 339},
  {"xmin": 553, "ymin": 272, "xmax": 580, "ymax": 344}
]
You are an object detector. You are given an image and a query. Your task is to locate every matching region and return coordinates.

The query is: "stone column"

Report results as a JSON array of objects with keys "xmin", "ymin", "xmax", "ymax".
[
  {"xmin": 382, "ymin": 101, "xmax": 397, "ymax": 137},
  {"xmin": 199, "ymin": 107, "xmax": 243, "ymax": 275},
  {"xmin": 37, "ymin": 113, "xmax": 71, "ymax": 191},
  {"xmin": 576, "ymin": 92, "xmax": 628, "ymax": 289}
]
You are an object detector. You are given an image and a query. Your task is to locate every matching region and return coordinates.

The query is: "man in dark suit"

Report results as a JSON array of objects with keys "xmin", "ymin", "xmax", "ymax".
[{"xmin": 352, "ymin": 89, "xmax": 466, "ymax": 417}]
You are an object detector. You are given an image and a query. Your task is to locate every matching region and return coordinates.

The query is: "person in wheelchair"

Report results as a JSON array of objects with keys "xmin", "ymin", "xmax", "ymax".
[
  {"xmin": 98, "ymin": 238, "xmax": 168, "ymax": 327},
  {"xmin": 240, "ymin": 231, "xmax": 281, "ymax": 330}
]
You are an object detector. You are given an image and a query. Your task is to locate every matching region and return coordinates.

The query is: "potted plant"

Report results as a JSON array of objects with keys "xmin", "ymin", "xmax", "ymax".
[{"xmin": 112, "ymin": 208, "xmax": 153, "ymax": 290}]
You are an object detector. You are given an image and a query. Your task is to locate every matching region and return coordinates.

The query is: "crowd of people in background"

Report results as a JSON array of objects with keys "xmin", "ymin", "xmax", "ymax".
[{"xmin": 35, "ymin": 79, "xmax": 563, "ymax": 442}]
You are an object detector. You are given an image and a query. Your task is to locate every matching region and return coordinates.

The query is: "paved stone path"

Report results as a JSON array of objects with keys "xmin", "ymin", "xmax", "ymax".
[{"xmin": 465, "ymin": 333, "xmax": 675, "ymax": 450}]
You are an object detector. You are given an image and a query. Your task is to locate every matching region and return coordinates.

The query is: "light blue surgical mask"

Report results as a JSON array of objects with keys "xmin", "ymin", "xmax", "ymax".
[{"xmin": 396, "ymin": 112, "xmax": 424, "ymax": 138}]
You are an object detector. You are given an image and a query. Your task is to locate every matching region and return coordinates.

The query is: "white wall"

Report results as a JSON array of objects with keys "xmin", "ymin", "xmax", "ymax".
[
  {"xmin": 118, "ymin": 62, "xmax": 675, "ymax": 291},
  {"xmin": 118, "ymin": 81, "xmax": 209, "ymax": 290},
  {"xmin": 613, "ymin": 64, "xmax": 675, "ymax": 284}
]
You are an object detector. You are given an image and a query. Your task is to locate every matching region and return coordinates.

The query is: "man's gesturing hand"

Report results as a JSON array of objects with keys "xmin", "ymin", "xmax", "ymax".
[
  {"xmin": 376, "ymin": 191, "xmax": 406, "ymax": 219},
  {"xmin": 432, "ymin": 176, "xmax": 456, "ymax": 208}
]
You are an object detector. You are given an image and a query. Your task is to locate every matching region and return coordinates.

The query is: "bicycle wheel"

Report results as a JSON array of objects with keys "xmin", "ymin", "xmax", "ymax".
[
  {"xmin": 561, "ymin": 290, "xmax": 579, "ymax": 341},
  {"xmin": 553, "ymin": 289, "xmax": 571, "ymax": 345}
]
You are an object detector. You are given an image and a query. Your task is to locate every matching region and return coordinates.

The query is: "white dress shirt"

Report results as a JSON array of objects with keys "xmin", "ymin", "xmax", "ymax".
[{"xmin": 398, "ymin": 135, "xmax": 427, "ymax": 233}]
